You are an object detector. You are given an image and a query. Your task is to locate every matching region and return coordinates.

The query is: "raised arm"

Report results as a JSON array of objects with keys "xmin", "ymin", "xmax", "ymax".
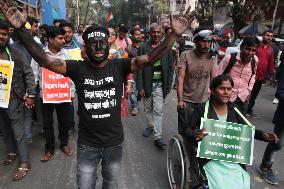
[
  {"xmin": 131, "ymin": 16, "xmax": 188, "ymax": 72},
  {"xmin": 0, "ymin": 0, "xmax": 66, "ymax": 75}
]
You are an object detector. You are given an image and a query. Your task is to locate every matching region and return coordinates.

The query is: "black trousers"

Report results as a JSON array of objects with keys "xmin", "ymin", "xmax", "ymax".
[
  {"xmin": 247, "ymin": 80, "xmax": 264, "ymax": 113},
  {"xmin": 41, "ymin": 99, "xmax": 73, "ymax": 152}
]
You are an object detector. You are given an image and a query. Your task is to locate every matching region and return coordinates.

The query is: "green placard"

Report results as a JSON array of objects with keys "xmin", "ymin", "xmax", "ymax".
[{"xmin": 197, "ymin": 118, "xmax": 255, "ymax": 165}]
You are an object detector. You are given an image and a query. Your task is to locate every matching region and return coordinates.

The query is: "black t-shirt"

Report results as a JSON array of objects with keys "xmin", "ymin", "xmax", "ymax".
[{"xmin": 65, "ymin": 58, "xmax": 132, "ymax": 147}]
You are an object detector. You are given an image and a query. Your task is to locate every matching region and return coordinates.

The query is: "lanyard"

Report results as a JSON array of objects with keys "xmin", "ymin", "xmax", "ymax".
[
  {"xmin": 5, "ymin": 47, "xmax": 12, "ymax": 62},
  {"xmin": 203, "ymin": 100, "xmax": 254, "ymax": 130}
]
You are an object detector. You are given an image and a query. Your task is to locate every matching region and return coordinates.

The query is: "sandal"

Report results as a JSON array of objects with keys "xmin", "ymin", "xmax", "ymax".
[
  {"xmin": 40, "ymin": 151, "xmax": 55, "ymax": 162},
  {"xmin": 12, "ymin": 163, "xmax": 31, "ymax": 181},
  {"xmin": 61, "ymin": 145, "xmax": 73, "ymax": 156},
  {"xmin": 2, "ymin": 153, "xmax": 17, "ymax": 165}
]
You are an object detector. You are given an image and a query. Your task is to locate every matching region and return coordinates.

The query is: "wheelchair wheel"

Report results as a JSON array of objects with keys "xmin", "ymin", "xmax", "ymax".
[{"xmin": 167, "ymin": 134, "xmax": 191, "ymax": 189}]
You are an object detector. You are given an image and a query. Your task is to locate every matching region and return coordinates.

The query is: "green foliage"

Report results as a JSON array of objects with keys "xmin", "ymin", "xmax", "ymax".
[
  {"xmin": 110, "ymin": 0, "xmax": 150, "ymax": 28},
  {"xmin": 153, "ymin": 0, "xmax": 169, "ymax": 15},
  {"xmin": 194, "ymin": 0, "xmax": 247, "ymax": 34}
]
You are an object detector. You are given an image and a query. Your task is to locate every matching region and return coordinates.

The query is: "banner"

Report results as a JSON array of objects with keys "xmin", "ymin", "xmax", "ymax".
[
  {"xmin": 0, "ymin": 60, "xmax": 14, "ymax": 108},
  {"xmin": 66, "ymin": 48, "xmax": 83, "ymax": 60},
  {"xmin": 42, "ymin": 68, "xmax": 71, "ymax": 103},
  {"xmin": 197, "ymin": 118, "xmax": 255, "ymax": 165}
]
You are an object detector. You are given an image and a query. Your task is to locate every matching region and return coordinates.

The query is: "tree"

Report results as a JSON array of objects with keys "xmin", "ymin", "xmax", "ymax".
[{"xmin": 193, "ymin": 0, "xmax": 214, "ymax": 28}]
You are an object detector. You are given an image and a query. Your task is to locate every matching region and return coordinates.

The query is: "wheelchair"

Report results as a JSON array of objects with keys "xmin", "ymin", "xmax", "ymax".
[{"xmin": 167, "ymin": 134, "xmax": 204, "ymax": 189}]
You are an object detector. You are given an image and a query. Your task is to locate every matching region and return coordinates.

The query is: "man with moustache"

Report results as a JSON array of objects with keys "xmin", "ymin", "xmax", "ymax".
[
  {"xmin": 127, "ymin": 29, "xmax": 142, "ymax": 116},
  {"xmin": 247, "ymin": 30, "xmax": 275, "ymax": 118},
  {"xmin": 0, "ymin": 19, "xmax": 35, "ymax": 181},
  {"xmin": 218, "ymin": 37, "xmax": 260, "ymax": 115},
  {"xmin": 137, "ymin": 23, "xmax": 174, "ymax": 147},
  {"xmin": 177, "ymin": 26, "xmax": 218, "ymax": 135},
  {"xmin": 0, "ymin": 1, "xmax": 188, "ymax": 188}
]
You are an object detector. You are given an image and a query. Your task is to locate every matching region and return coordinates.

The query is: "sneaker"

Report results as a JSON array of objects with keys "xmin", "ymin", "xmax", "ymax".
[
  {"xmin": 198, "ymin": 180, "xmax": 209, "ymax": 189},
  {"xmin": 142, "ymin": 128, "xmax": 153, "ymax": 137},
  {"xmin": 246, "ymin": 112, "xmax": 260, "ymax": 119},
  {"xmin": 154, "ymin": 138, "xmax": 167, "ymax": 147},
  {"xmin": 131, "ymin": 107, "xmax": 138, "ymax": 116},
  {"xmin": 273, "ymin": 98, "xmax": 279, "ymax": 104},
  {"xmin": 258, "ymin": 166, "xmax": 278, "ymax": 185}
]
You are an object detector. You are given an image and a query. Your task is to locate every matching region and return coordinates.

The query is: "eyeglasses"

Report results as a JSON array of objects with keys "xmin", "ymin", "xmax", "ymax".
[{"xmin": 110, "ymin": 33, "xmax": 116, "ymax": 36}]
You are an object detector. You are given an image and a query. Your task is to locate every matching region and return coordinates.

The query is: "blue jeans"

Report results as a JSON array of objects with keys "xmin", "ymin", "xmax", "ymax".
[
  {"xmin": 143, "ymin": 82, "xmax": 164, "ymax": 140},
  {"xmin": 130, "ymin": 79, "xmax": 138, "ymax": 109},
  {"xmin": 24, "ymin": 106, "xmax": 33, "ymax": 139},
  {"xmin": 77, "ymin": 143, "xmax": 123, "ymax": 189}
]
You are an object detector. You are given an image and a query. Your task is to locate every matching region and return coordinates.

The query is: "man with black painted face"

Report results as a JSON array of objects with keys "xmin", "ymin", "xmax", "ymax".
[{"xmin": 0, "ymin": 1, "xmax": 188, "ymax": 188}]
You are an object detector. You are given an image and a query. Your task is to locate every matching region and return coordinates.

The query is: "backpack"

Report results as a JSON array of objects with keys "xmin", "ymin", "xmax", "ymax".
[{"xmin": 223, "ymin": 52, "xmax": 256, "ymax": 83}]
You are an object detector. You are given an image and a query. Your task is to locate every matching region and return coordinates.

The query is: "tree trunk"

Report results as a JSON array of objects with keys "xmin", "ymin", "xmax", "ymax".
[{"xmin": 83, "ymin": 1, "xmax": 90, "ymax": 24}]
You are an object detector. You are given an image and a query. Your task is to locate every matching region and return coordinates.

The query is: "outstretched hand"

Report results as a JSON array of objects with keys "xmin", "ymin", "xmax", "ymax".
[
  {"xmin": 262, "ymin": 132, "xmax": 279, "ymax": 143},
  {"xmin": 171, "ymin": 15, "xmax": 189, "ymax": 36},
  {"xmin": 0, "ymin": 0, "xmax": 27, "ymax": 29}
]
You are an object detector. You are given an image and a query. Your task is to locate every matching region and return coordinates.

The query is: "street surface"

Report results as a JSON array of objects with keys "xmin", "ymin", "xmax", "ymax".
[{"xmin": 0, "ymin": 85, "xmax": 283, "ymax": 189}]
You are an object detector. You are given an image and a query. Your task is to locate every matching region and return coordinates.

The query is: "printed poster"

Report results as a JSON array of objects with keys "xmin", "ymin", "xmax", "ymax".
[
  {"xmin": 197, "ymin": 118, "xmax": 255, "ymax": 165},
  {"xmin": 0, "ymin": 60, "xmax": 14, "ymax": 108},
  {"xmin": 42, "ymin": 67, "xmax": 71, "ymax": 103},
  {"xmin": 66, "ymin": 48, "xmax": 83, "ymax": 60}
]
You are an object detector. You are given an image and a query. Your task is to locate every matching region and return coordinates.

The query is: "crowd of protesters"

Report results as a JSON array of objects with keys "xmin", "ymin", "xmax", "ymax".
[{"xmin": 0, "ymin": 1, "xmax": 283, "ymax": 189}]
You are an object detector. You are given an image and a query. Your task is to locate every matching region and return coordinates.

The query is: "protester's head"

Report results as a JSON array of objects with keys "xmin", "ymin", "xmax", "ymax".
[
  {"xmin": 210, "ymin": 75, "xmax": 234, "ymax": 104},
  {"xmin": 53, "ymin": 19, "xmax": 65, "ymax": 28},
  {"xmin": 82, "ymin": 26, "xmax": 109, "ymax": 64},
  {"xmin": 150, "ymin": 23, "xmax": 161, "ymax": 44},
  {"xmin": 262, "ymin": 30, "xmax": 273, "ymax": 44},
  {"xmin": 0, "ymin": 19, "xmax": 9, "ymax": 48},
  {"xmin": 240, "ymin": 37, "xmax": 260, "ymax": 63},
  {"xmin": 134, "ymin": 23, "xmax": 141, "ymax": 31},
  {"xmin": 79, "ymin": 23, "xmax": 85, "ymax": 33},
  {"xmin": 27, "ymin": 16, "xmax": 39, "ymax": 36},
  {"xmin": 130, "ymin": 29, "xmax": 142, "ymax": 43},
  {"xmin": 108, "ymin": 27, "xmax": 117, "ymax": 45},
  {"xmin": 193, "ymin": 26, "xmax": 212, "ymax": 53},
  {"xmin": 46, "ymin": 26, "xmax": 66, "ymax": 51},
  {"xmin": 39, "ymin": 24, "xmax": 48, "ymax": 37},
  {"xmin": 212, "ymin": 30, "xmax": 219, "ymax": 41},
  {"xmin": 9, "ymin": 27, "xmax": 14, "ymax": 34},
  {"xmin": 164, "ymin": 26, "xmax": 172, "ymax": 36},
  {"xmin": 118, "ymin": 25, "xmax": 128, "ymax": 40},
  {"xmin": 59, "ymin": 22, "xmax": 74, "ymax": 44}
]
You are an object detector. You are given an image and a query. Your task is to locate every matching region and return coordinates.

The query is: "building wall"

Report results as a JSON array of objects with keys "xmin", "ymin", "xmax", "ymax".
[{"xmin": 168, "ymin": 0, "xmax": 197, "ymax": 14}]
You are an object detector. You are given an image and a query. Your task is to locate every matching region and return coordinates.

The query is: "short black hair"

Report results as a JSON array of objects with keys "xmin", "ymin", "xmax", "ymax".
[
  {"xmin": 263, "ymin": 30, "xmax": 273, "ymax": 36},
  {"xmin": 27, "ymin": 16, "xmax": 39, "ymax": 25},
  {"xmin": 46, "ymin": 26, "xmax": 66, "ymax": 41},
  {"xmin": 210, "ymin": 75, "xmax": 234, "ymax": 91},
  {"xmin": 240, "ymin": 37, "xmax": 260, "ymax": 48},
  {"xmin": 119, "ymin": 25, "xmax": 128, "ymax": 33},
  {"xmin": 53, "ymin": 19, "xmax": 65, "ymax": 26},
  {"xmin": 39, "ymin": 24, "xmax": 48, "ymax": 31},
  {"xmin": 130, "ymin": 29, "xmax": 140, "ymax": 36},
  {"xmin": 0, "ymin": 19, "xmax": 9, "ymax": 30},
  {"xmin": 82, "ymin": 26, "xmax": 109, "ymax": 43},
  {"xmin": 59, "ymin": 22, "xmax": 74, "ymax": 31}
]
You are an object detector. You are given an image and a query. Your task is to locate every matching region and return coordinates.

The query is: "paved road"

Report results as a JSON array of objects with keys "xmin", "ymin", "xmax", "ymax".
[{"xmin": 0, "ymin": 85, "xmax": 283, "ymax": 189}]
